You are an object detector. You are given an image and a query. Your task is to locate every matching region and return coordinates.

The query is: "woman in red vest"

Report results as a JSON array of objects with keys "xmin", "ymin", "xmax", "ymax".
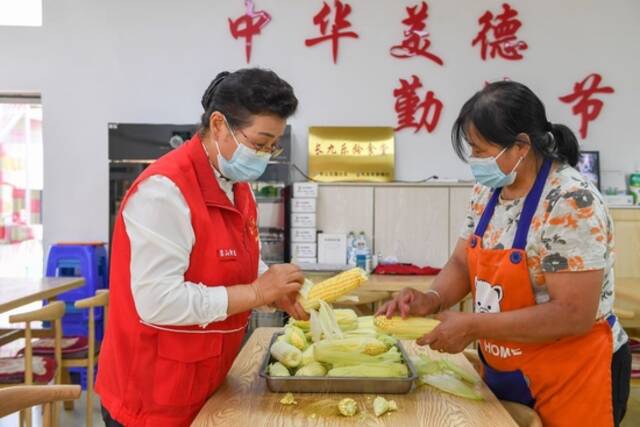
[
  {"xmin": 96, "ymin": 69, "xmax": 307, "ymax": 426},
  {"xmin": 378, "ymin": 81, "xmax": 631, "ymax": 426}
]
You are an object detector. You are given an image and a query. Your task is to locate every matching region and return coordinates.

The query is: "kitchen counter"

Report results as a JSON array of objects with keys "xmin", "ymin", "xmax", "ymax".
[{"xmin": 192, "ymin": 327, "xmax": 517, "ymax": 427}]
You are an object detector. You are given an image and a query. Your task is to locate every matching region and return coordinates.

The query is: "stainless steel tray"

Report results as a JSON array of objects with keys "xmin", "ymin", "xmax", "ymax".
[{"xmin": 259, "ymin": 332, "xmax": 418, "ymax": 394}]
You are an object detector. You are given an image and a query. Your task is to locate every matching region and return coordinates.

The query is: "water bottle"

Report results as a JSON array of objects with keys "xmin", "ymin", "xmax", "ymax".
[{"xmin": 346, "ymin": 231, "xmax": 356, "ymax": 266}]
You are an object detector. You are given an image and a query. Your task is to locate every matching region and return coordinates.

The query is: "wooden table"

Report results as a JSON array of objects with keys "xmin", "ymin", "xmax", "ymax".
[
  {"xmin": 192, "ymin": 327, "xmax": 517, "ymax": 427},
  {"xmin": 0, "ymin": 277, "xmax": 85, "ymax": 345},
  {"xmin": 0, "ymin": 277, "xmax": 85, "ymax": 314}
]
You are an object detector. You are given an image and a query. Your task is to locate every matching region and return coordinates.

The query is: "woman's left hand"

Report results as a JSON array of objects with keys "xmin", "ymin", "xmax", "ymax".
[
  {"xmin": 416, "ymin": 310, "xmax": 476, "ymax": 354},
  {"xmin": 274, "ymin": 293, "xmax": 309, "ymax": 321}
]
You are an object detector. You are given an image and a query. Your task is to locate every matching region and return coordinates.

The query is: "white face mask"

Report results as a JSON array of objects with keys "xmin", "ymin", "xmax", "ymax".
[
  {"xmin": 214, "ymin": 116, "xmax": 270, "ymax": 182},
  {"xmin": 468, "ymin": 147, "xmax": 524, "ymax": 188}
]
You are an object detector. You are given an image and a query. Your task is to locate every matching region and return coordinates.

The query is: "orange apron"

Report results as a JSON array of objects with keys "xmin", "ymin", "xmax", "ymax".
[{"xmin": 467, "ymin": 159, "xmax": 614, "ymax": 427}]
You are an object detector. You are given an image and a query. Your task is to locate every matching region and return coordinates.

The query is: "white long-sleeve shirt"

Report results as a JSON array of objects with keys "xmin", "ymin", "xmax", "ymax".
[{"xmin": 123, "ymin": 172, "xmax": 269, "ymax": 327}]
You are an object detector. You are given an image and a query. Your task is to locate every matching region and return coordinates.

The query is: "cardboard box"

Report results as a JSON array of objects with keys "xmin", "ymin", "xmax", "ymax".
[
  {"xmin": 290, "ymin": 228, "xmax": 317, "ymax": 243},
  {"xmin": 291, "ymin": 213, "xmax": 316, "ymax": 228},
  {"xmin": 291, "ymin": 242, "xmax": 317, "ymax": 258},
  {"xmin": 291, "ymin": 198, "xmax": 317, "ymax": 213},
  {"xmin": 317, "ymin": 233, "xmax": 347, "ymax": 265},
  {"xmin": 293, "ymin": 182, "xmax": 319, "ymax": 198}
]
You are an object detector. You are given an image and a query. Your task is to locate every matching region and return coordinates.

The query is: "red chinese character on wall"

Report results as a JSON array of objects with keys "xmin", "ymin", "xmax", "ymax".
[
  {"xmin": 559, "ymin": 73, "xmax": 614, "ymax": 139},
  {"xmin": 472, "ymin": 3, "xmax": 527, "ymax": 61},
  {"xmin": 228, "ymin": 0, "xmax": 272, "ymax": 63},
  {"xmin": 393, "ymin": 75, "xmax": 443, "ymax": 134},
  {"xmin": 305, "ymin": 0, "xmax": 359, "ymax": 64},
  {"xmin": 390, "ymin": 2, "xmax": 443, "ymax": 66}
]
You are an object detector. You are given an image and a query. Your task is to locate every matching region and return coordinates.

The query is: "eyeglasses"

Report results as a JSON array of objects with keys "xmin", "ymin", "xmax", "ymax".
[{"xmin": 234, "ymin": 127, "xmax": 284, "ymax": 160}]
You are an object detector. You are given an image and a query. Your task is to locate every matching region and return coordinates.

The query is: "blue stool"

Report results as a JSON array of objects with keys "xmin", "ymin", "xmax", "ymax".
[
  {"xmin": 46, "ymin": 243, "xmax": 109, "ymax": 390},
  {"xmin": 46, "ymin": 243, "xmax": 108, "ymax": 340}
]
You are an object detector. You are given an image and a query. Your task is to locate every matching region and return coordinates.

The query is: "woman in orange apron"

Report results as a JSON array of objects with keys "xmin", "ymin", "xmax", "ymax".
[{"xmin": 379, "ymin": 81, "xmax": 631, "ymax": 426}]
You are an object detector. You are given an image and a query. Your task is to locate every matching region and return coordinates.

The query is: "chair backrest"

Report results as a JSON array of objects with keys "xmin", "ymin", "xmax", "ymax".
[
  {"xmin": 0, "ymin": 384, "xmax": 81, "ymax": 427},
  {"xmin": 8, "ymin": 301, "xmax": 65, "ymax": 386}
]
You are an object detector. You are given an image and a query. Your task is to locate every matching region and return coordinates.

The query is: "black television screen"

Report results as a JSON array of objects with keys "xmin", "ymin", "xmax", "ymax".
[{"xmin": 576, "ymin": 150, "xmax": 600, "ymax": 190}]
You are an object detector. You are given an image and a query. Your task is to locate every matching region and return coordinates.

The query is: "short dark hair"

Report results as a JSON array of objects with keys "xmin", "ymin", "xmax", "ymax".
[
  {"xmin": 452, "ymin": 81, "xmax": 580, "ymax": 166},
  {"xmin": 199, "ymin": 68, "xmax": 298, "ymax": 133}
]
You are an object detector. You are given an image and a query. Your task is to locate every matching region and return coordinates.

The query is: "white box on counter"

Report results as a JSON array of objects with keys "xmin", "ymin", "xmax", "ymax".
[
  {"xmin": 291, "ymin": 198, "xmax": 317, "ymax": 213},
  {"xmin": 291, "ymin": 242, "xmax": 317, "ymax": 258},
  {"xmin": 317, "ymin": 233, "xmax": 347, "ymax": 265},
  {"xmin": 291, "ymin": 213, "xmax": 316, "ymax": 228},
  {"xmin": 293, "ymin": 182, "xmax": 319, "ymax": 198},
  {"xmin": 290, "ymin": 228, "xmax": 317, "ymax": 243}
]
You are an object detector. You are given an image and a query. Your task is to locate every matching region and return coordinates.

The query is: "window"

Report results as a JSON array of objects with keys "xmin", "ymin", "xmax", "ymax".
[
  {"xmin": 0, "ymin": 96, "xmax": 43, "ymax": 277},
  {"xmin": 0, "ymin": 0, "xmax": 42, "ymax": 27}
]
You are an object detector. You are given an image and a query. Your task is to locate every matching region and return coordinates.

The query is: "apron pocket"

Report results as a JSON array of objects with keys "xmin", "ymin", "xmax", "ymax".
[
  {"xmin": 153, "ymin": 331, "xmax": 223, "ymax": 407},
  {"xmin": 479, "ymin": 349, "xmax": 536, "ymax": 408}
]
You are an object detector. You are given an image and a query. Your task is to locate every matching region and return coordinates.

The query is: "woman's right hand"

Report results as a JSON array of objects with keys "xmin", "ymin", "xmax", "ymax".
[
  {"xmin": 375, "ymin": 287, "xmax": 441, "ymax": 318},
  {"xmin": 252, "ymin": 264, "xmax": 305, "ymax": 306}
]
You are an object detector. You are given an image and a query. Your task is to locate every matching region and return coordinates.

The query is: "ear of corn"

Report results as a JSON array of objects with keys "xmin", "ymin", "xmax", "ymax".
[
  {"xmin": 294, "ymin": 361, "xmax": 327, "ymax": 377},
  {"xmin": 315, "ymin": 344, "xmax": 402, "ymax": 366},
  {"xmin": 270, "ymin": 341, "xmax": 302, "ymax": 368},
  {"xmin": 311, "ymin": 337, "xmax": 387, "ymax": 356},
  {"xmin": 328, "ymin": 363, "xmax": 408, "ymax": 378},
  {"xmin": 268, "ymin": 362, "xmax": 291, "ymax": 377},
  {"xmin": 373, "ymin": 396, "xmax": 398, "ymax": 417},
  {"xmin": 284, "ymin": 325, "xmax": 308, "ymax": 350},
  {"xmin": 298, "ymin": 268, "xmax": 368, "ymax": 312},
  {"xmin": 301, "ymin": 343, "xmax": 316, "ymax": 366},
  {"xmin": 290, "ymin": 308, "xmax": 358, "ymax": 333},
  {"xmin": 373, "ymin": 315, "xmax": 440, "ymax": 340},
  {"xmin": 338, "ymin": 398, "xmax": 358, "ymax": 417}
]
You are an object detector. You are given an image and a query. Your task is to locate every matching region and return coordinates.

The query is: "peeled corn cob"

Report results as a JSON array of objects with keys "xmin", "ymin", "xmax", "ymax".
[
  {"xmin": 270, "ymin": 341, "xmax": 302, "ymax": 368},
  {"xmin": 313, "ymin": 337, "xmax": 388, "ymax": 356},
  {"xmin": 294, "ymin": 361, "xmax": 327, "ymax": 377},
  {"xmin": 328, "ymin": 363, "xmax": 408, "ymax": 378},
  {"xmin": 284, "ymin": 325, "xmax": 308, "ymax": 350},
  {"xmin": 373, "ymin": 396, "xmax": 398, "ymax": 417},
  {"xmin": 298, "ymin": 268, "xmax": 368, "ymax": 312},
  {"xmin": 268, "ymin": 362, "xmax": 291, "ymax": 377},
  {"xmin": 374, "ymin": 316, "xmax": 440, "ymax": 340},
  {"xmin": 338, "ymin": 398, "xmax": 358, "ymax": 417}
]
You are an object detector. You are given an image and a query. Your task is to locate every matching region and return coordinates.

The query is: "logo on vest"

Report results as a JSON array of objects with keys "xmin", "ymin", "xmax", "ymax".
[
  {"xmin": 474, "ymin": 277, "xmax": 503, "ymax": 314},
  {"xmin": 483, "ymin": 341, "xmax": 523, "ymax": 359},
  {"xmin": 218, "ymin": 248, "xmax": 238, "ymax": 260}
]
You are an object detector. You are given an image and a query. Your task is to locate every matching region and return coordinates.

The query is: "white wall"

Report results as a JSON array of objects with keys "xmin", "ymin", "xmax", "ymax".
[{"xmin": 1, "ymin": 0, "xmax": 639, "ymax": 249}]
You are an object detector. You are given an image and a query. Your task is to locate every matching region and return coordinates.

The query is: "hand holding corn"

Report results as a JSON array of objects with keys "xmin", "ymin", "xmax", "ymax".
[
  {"xmin": 375, "ymin": 287, "xmax": 441, "ymax": 319},
  {"xmin": 252, "ymin": 264, "xmax": 307, "ymax": 319}
]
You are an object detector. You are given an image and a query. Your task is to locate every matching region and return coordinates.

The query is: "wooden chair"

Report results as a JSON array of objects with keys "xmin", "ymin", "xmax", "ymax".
[
  {"xmin": 0, "ymin": 385, "xmax": 81, "ymax": 427},
  {"xmin": 463, "ymin": 348, "xmax": 543, "ymax": 427},
  {"xmin": 60, "ymin": 290, "xmax": 109, "ymax": 427},
  {"xmin": 0, "ymin": 301, "xmax": 65, "ymax": 427}
]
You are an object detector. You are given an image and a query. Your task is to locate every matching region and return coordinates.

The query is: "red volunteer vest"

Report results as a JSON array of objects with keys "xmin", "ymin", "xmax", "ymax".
[{"xmin": 95, "ymin": 135, "xmax": 259, "ymax": 426}]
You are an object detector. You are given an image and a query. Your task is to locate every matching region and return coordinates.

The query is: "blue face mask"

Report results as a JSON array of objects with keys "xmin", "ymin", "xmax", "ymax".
[
  {"xmin": 469, "ymin": 147, "xmax": 524, "ymax": 188},
  {"xmin": 215, "ymin": 117, "xmax": 271, "ymax": 182}
]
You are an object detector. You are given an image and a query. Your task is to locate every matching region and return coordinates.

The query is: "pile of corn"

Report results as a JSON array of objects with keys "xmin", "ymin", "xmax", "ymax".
[{"xmin": 268, "ymin": 269, "xmax": 443, "ymax": 379}]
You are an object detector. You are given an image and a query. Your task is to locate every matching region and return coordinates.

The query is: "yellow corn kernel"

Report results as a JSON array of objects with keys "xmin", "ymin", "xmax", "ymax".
[
  {"xmin": 300, "ymin": 268, "xmax": 368, "ymax": 312},
  {"xmin": 373, "ymin": 316, "xmax": 440, "ymax": 340}
]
